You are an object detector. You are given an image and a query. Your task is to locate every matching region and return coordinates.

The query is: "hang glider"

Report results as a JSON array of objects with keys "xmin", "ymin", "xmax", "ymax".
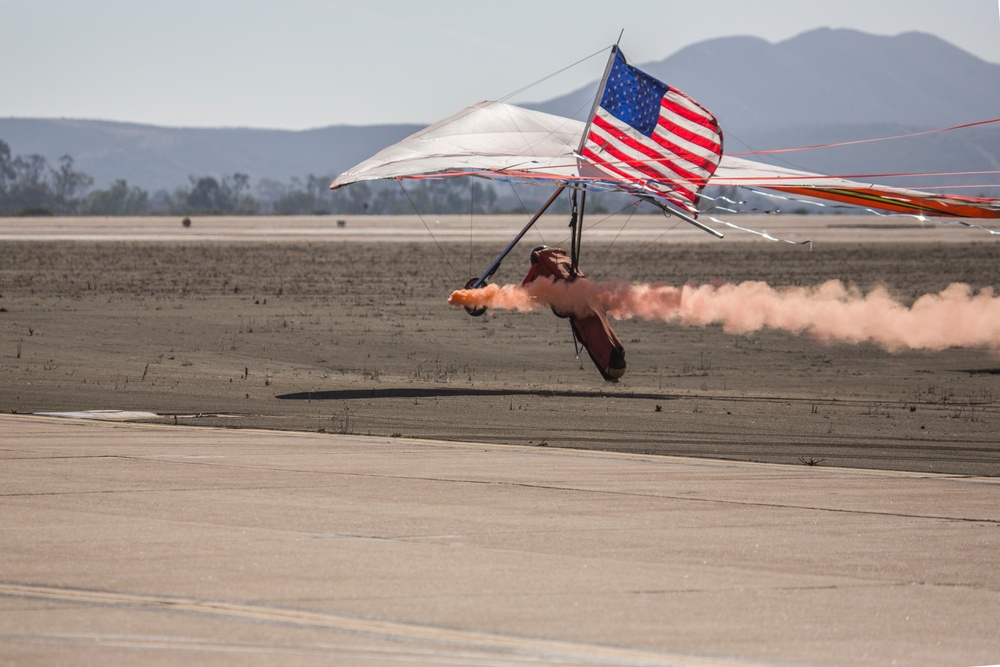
[
  {"xmin": 330, "ymin": 103, "xmax": 1000, "ymax": 221},
  {"xmin": 331, "ymin": 44, "xmax": 1000, "ymax": 380}
]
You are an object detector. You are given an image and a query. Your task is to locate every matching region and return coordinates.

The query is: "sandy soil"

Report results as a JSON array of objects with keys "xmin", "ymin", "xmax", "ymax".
[{"xmin": 2, "ymin": 214, "xmax": 999, "ymax": 475}]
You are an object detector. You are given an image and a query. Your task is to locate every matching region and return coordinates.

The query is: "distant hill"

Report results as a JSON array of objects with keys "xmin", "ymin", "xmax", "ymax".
[
  {"xmin": 2, "ymin": 28, "xmax": 998, "ymax": 195},
  {"xmin": 0, "ymin": 119, "xmax": 421, "ymax": 192}
]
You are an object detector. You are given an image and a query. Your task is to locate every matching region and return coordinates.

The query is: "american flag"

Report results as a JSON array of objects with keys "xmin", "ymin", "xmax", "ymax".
[{"xmin": 581, "ymin": 48, "xmax": 723, "ymax": 211}]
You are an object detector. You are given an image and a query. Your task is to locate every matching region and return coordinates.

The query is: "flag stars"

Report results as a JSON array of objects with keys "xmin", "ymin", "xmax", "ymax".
[{"xmin": 600, "ymin": 51, "xmax": 668, "ymax": 136}]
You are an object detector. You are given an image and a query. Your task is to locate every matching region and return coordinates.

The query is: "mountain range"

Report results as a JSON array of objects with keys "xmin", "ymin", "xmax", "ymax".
[{"xmin": 2, "ymin": 28, "xmax": 998, "ymax": 195}]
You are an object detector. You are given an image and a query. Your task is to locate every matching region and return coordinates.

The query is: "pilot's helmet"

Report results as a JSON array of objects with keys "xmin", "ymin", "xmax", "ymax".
[{"xmin": 529, "ymin": 245, "xmax": 548, "ymax": 264}]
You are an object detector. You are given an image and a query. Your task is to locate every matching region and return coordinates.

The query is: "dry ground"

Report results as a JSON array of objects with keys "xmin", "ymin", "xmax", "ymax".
[{"xmin": 2, "ymin": 215, "xmax": 999, "ymax": 475}]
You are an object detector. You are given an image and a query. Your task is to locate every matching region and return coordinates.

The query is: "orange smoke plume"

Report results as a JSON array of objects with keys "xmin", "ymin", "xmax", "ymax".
[
  {"xmin": 449, "ymin": 278, "xmax": 1000, "ymax": 352},
  {"xmin": 448, "ymin": 279, "xmax": 603, "ymax": 316}
]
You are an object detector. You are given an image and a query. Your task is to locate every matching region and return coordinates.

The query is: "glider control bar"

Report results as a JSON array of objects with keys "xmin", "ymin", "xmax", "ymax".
[
  {"xmin": 639, "ymin": 196, "xmax": 724, "ymax": 239},
  {"xmin": 469, "ymin": 185, "xmax": 567, "ymax": 288}
]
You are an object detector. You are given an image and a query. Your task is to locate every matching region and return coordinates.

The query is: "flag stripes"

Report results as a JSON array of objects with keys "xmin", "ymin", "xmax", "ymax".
[{"xmin": 584, "ymin": 112, "xmax": 701, "ymax": 203}]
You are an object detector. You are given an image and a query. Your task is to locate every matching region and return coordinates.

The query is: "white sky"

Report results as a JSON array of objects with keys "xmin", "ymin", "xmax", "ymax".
[{"xmin": 3, "ymin": 0, "xmax": 999, "ymax": 130}]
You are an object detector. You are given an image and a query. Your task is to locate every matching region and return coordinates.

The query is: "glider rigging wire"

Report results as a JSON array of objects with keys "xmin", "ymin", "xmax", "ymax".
[
  {"xmin": 494, "ymin": 46, "xmax": 609, "ymax": 107},
  {"xmin": 731, "ymin": 117, "xmax": 1000, "ymax": 157},
  {"xmin": 395, "ymin": 180, "xmax": 461, "ymax": 281}
]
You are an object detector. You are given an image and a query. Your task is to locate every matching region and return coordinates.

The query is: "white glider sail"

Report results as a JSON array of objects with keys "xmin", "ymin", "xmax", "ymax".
[{"xmin": 330, "ymin": 102, "xmax": 584, "ymax": 187}]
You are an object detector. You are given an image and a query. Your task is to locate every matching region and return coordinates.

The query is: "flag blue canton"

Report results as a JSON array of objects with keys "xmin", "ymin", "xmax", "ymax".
[{"xmin": 598, "ymin": 50, "xmax": 668, "ymax": 137}]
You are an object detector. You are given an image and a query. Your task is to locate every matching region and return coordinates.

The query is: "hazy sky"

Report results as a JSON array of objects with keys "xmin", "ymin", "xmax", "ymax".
[{"xmin": 3, "ymin": 0, "xmax": 999, "ymax": 130}]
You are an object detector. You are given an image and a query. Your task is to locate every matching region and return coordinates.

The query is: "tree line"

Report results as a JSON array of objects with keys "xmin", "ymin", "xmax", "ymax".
[{"xmin": 1, "ymin": 139, "xmax": 788, "ymax": 217}]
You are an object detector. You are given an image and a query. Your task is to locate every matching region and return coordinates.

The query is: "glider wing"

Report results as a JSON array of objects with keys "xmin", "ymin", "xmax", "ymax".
[
  {"xmin": 711, "ymin": 156, "xmax": 1000, "ymax": 219},
  {"xmin": 331, "ymin": 100, "xmax": 999, "ymax": 220}
]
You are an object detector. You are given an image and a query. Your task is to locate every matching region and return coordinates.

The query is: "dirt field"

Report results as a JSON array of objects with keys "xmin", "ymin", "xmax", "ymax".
[{"xmin": 2, "ymin": 214, "xmax": 999, "ymax": 475}]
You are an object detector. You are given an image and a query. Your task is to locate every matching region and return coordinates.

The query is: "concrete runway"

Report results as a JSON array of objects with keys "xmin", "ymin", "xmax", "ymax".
[
  {"xmin": 2, "ymin": 414, "xmax": 999, "ymax": 666},
  {"xmin": 5, "ymin": 214, "xmax": 1000, "ymax": 666}
]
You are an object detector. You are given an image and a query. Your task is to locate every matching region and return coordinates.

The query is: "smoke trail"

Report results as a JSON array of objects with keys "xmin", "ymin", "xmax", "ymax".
[{"xmin": 448, "ymin": 278, "xmax": 1000, "ymax": 351}]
